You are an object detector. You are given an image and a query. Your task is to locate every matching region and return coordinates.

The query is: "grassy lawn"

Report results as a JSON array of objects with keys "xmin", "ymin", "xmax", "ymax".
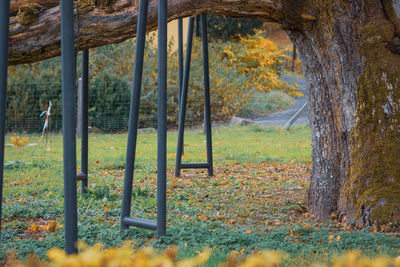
[
  {"xmin": 1, "ymin": 125, "xmax": 399, "ymax": 266},
  {"xmin": 238, "ymin": 90, "xmax": 294, "ymax": 118}
]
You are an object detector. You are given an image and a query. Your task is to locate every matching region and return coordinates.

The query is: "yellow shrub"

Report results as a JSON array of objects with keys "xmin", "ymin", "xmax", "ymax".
[
  {"xmin": 222, "ymin": 33, "xmax": 302, "ymax": 98},
  {"xmin": 10, "ymin": 135, "xmax": 29, "ymax": 147}
]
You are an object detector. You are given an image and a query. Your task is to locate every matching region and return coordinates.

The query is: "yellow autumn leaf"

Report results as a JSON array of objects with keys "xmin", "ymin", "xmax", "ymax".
[
  {"xmin": 27, "ymin": 223, "xmax": 38, "ymax": 232},
  {"xmin": 44, "ymin": 220, "xmax": 62, "ymax": 233}
]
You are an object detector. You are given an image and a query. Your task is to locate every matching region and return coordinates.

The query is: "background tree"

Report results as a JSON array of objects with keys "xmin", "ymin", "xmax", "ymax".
[{"xmin": 206, "ymin": 15, "xmax": 263, "ymax": 41}]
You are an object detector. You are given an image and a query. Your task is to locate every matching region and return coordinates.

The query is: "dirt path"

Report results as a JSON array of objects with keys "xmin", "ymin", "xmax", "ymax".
[{"xmin": 253, "ymin": 75, "xmax": 309, "ymax": 127}]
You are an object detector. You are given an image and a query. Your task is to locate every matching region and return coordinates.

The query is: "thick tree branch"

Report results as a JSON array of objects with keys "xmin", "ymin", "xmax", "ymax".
[
  {"xmin": 10, "ymin": 0, "xmax": 59, "ymax": 16},
  {"xmin": 8, "ymin": 0, "xmax": 285, "ymax": 65}
]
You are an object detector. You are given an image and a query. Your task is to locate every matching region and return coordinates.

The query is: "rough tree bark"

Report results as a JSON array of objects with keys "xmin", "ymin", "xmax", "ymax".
[
  {"xmin": 6, "ymin": 0, "xmax": 400, "ymax": 226},
  {"xmin": 285, "ymin": 0, "xmax": 400, "ymax": 226}
]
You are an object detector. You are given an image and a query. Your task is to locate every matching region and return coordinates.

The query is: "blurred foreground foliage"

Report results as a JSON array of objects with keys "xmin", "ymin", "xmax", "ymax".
[{"xmin": 5, "ymin": 242, "xmax": 400, "ymax": 267}]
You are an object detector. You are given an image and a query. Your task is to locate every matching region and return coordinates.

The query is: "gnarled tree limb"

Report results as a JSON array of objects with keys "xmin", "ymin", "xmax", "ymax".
[{"xmin": 8, "ymin": 0, "xmax": 286, "ymax": 65}]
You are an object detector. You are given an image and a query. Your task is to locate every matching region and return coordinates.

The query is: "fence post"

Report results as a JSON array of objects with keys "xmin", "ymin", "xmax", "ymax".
[
  {"xmin": 77, "ymin": 78, "xmax": 83, "ymax": 138},
  {"xmin": 292, "ymin": 44, "xmax": 297, "ymax": 73},
  {"xmin": 283, "ymin": 102, "xmax": 307, "ymax": 131}
]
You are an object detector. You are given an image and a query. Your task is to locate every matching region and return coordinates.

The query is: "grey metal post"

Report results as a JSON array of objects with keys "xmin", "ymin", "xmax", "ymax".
[
  {"xmin": 157, "ymin": 0, "xmax": 167, "ymax": 238},
  {"xmin": 178, "ymin": 18, "xmax": 185, "ymax": 155},
  {"xmin": 178, "ymin": 19, "xmax": 183, "ymax": 104},
  {"xmin": 61, "ymin": 0, "xmax": 78, "ymax": 254},
  {"xmin": 175, "ymin": 18, "xmax": 194, "ymax": 177},
  {"xmin": 0, "ymin": 0, "xmax": 10, "ymax": 243},
  {"xmin": 81, "ymin": 50, "xmax": 89, "ymax": 193},
  {"xmin": 77, "ymin": 79, "xmax": 83, "ymax": 138},
  {"xmin": 120, "ymin": 0, "xmax": 148, "ymax": 230},
  {"xmin": 195, "ymin": 15, "xmax": 201, "ymax": 37},
  {"xmin": 201, "ymin": 15, "xmax": 213, "ymax": 177}
]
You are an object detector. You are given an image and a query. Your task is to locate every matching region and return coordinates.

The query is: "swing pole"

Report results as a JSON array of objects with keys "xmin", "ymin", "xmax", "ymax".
[
  {"xmin": 0, "ymin": 0, "xmax": 10, "ymax": 244},
  {"xmin": 61, "ymin": 0, "xmax": 78, "ymax": 254}
]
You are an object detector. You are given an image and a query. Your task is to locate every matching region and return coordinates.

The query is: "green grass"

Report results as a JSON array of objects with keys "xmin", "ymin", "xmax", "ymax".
[
  {"xmin": 239, "ymin": 90, "xmax": 294, "ymax": 118},
  {"xmin": 1, "ymin": 126, "xmax": 399, "ymax": 266}
]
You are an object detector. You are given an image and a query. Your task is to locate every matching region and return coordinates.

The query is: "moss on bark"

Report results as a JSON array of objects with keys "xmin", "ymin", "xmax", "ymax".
[
  {"xmin": 77, "ymin": 0, "xmax": 114, "ymax": 8},
  {"xmin": 342, "ymin": 19, "xmax": 400, "ymax": 225},
  {"xmin": 291, "ymin": 0, "xmax": 400, "ymax": 225},
  {"xmin": 17, "ymin": 4, "xmax": 41, "ymax": 26}
]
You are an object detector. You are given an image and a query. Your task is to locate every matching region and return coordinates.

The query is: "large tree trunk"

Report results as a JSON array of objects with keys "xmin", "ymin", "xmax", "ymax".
[
  {"xmin": 6, "ymin": 0, "xmax": 400, "ymax": 226},
  {"xmin": 286, "ymin": 0, "xmax": 400, "ymax": 225}
]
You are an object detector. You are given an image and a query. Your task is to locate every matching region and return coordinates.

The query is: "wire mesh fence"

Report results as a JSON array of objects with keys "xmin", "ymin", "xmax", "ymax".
[
  {"xmin": 5, "ymin": 82, "xmax": 217, "ymax": 134},
  {"xmin": 5, "ymin": 32, "xmax": 301, "ymax": 135}
]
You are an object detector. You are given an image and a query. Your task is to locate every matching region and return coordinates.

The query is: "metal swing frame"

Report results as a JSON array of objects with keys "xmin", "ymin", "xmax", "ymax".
[
  {"xmin": 0, "ymin": 0, "xmax": 90, "ymax": 253},
  {"xmin": 175, "ymin": 15, "xmax": 214, "ymax": 177},
  {"xmin": 119, "ymin": 0, "xmax": 167, "ymax": 237},
  {"xmin": 0, "ymin": 0, "xmax": 167, "ymax": 254},
  {"xmin": 0, "ymin": 0, "xmax": 213, "ymax": 254},
  {"xmin": 120, "ymin": 9, "xmax": 214, "ymax": 235}
]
